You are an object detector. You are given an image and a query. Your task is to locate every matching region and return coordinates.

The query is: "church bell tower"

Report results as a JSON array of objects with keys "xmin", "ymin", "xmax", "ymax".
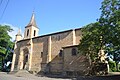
[{"xmin": 24, "ymin": 12, "xmax": 39, "ymax": 39}]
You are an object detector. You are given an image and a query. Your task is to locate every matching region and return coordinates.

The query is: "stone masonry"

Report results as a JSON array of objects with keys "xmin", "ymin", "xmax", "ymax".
[{"xmin": 11, "ymin": 13, "xmax": 90, "ymax": 76}]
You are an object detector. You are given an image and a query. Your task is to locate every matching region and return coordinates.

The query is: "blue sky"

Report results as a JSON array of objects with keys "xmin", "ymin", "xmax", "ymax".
[{"xmin": 0, "ymin": 0, "xmax": 102, "ymax": 40}]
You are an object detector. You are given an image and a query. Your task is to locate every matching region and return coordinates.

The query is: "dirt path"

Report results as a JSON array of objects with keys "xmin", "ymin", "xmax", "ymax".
[{"xmin": 0, "ymin": 72, "xmax": 70, "ymax": 80}]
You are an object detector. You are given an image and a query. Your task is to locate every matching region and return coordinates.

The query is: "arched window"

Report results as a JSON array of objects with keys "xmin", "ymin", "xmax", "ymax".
[
  {"xmin": 34, "ymin": 30, "xmax": 36, "ymax": 36},
  {"xmin": 27, "ymin": 29, "xmax": 29, "ymax": 36},
  {"xmin": 72, "ymin": 48, "xmax": 77, "ymax": 56}
]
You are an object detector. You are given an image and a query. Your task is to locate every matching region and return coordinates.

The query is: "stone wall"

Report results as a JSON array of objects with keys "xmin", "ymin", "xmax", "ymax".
[
  {"xmin": 75, "ymin": 29, "xmax": 82, "ymax": 45},
  {"xmin": 31, "ymin": 38, "xmax": 43, "ymax": 72},
  {"xmin": 32, "ymin": 36, "xmax": 48, "ymax": 72},
  {"xmin": 13, "ymin": 28, "xmax": 82, "ymax": 74},
  {"xmin": 14, "ymin": 42, "xmax": 20, "ymax": 70},
  {"xmin": 63, "ymin": 46, "xmax": 90, "ymax": 76},
  {"xmin": 50, "ymin": 30, "xmax": 73, "ymax": 73},
  {"xmin": 14, "ymin": 39, "xmax": 30, "ymax": 70}
]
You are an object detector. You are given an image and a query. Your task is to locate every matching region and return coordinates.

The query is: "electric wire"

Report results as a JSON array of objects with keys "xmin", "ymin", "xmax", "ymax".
[
  {"xmin": 0, "ymin": 0, "xmax": 3, "ymax": 7},
  {"xmin": 0, "ymin": 0, "xmax": 10, "ymax": 20}
]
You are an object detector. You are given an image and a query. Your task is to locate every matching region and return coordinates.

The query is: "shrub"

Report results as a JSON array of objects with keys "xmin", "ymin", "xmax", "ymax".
[{"xmin": 108, "ymin": 61, "xmax": 117, "ymax": 72}]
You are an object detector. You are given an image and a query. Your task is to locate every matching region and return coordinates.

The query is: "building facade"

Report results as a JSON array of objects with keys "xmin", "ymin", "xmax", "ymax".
[{"xmin": 11, "ymin": 13, "xmax": 90, "ymax": 76}]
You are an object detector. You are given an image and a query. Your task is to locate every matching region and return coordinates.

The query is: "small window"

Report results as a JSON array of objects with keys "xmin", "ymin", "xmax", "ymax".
[
  {"xmin": 34, "ymin": 30, "xmax": 36, "ymax": 36},
  {"xmin": 27, "ymin": 29, "xmax": 29, "ymax": 36},
  {"xmin": 72, "ymin": 48, "xmax": 77, "ymax": 56},
  {"xmin": 59, "ymin": 50, "xmax": 63, "ymax": 57},
  {"xmin": 41, "ymin": 52, "xmax": 43, "ymax": 57}
]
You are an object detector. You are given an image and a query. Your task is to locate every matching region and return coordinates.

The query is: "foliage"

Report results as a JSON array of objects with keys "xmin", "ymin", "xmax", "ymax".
[
  {"xmin": 78, "ymin": 0, "xmax": 120, "ymax": 73},
  {"xmin": 0, "ymin": 25, "xmax": 13, "ymax": 54},
  {"xmin": 99, "ymin": 0, "xmax": 120, "ymax": 49},
  {"xmin": 99, "ymin": 0, "xmax": 120, "ymax": 71},
  {"xmin": 78, "ymin": 22, "xmax": 102, "ymax": 62},
  {"xmin": 90, "ymin": 63, "xmax": 108, "ymax": 75},
  {"xmin": 108, "ymin": 61, "xmax": 117, "ymax": 72},
  {"xmin": 0, "ymin": 25, "xmax": 14, "ymax": 71}
]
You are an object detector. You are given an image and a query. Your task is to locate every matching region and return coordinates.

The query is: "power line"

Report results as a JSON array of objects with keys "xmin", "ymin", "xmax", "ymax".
[
  {"xmin": 0, "ymin": 0, "xmax": 10, "ymax": 20},
  {"xmin": 0, "ymin": 0, "xmax": 3, "ymax": 7}
]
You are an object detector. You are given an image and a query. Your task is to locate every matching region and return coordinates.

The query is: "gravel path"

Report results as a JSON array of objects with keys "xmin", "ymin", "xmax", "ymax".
[
  {"xmin": 1, "ymin": 71, "xmax": 120, "ymax": 80},
  {"xmin": 0, "ymin": 72, "xmax": 70, "ymax": 80}
]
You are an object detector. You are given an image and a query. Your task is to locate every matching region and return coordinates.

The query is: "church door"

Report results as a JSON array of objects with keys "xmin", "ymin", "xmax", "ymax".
[
  {"xmin": 23, "ymin": 48, "xmax": 29, "ymax": 70},
  {"xmin": 19, "ymin": 47, "xmax": 29, "ymax": 70},
  {"xmin": 23, "ymin": 53, "xmax": 28, "ymax": 70}
]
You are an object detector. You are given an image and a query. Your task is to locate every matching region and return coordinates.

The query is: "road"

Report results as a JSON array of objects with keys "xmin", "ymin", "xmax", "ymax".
[
  {"xmin": 0, "ymin": 72, "xmax": 70, "ymax": 80},
  {"xmin": 1, "ymin": 71, "xmax": 120, "ymax": 80}
]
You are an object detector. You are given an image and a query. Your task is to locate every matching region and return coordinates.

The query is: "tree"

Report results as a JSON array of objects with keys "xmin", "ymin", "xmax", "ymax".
[
  {"xmin": 0, "ymin": 25, "xmax": 13, "ymax": 54},
  {"xmin": 78, "ymin": 22, "xmax": 109, "ymax": 75},
  {"xmin": 99, "ymin": 0, "xmax": 120, "ymax": 71},
  {"xmin": 0, "ymin": 25, "xmax": 14, "ymax": 71},
  {"xmin": 99, "ymin": 0, "xmax": 120, "ymax": 46},
  {"xmin": 79, "ymin": 0, "xmax": 120, "ymax": 72},
  {"xmin": 78, "ymin": 22, "xmax": 102, "ymax": 62}
]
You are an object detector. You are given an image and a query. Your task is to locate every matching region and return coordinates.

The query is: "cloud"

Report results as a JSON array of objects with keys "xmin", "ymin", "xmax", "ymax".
[
  {"xmin": 9, "ymin": 26, "xmax": 18, "ymax": 41},
  {"xmin": 1, "ymin": 23, "xmax": 22, "ymax": 41}
]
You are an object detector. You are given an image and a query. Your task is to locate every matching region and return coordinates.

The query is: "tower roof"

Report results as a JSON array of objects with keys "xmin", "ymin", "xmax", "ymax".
[
  {"xmin": 16, "ymin": 29, "xmax": 22, "ymax": 36},
  {"xmin": 25, "ymin": 12, "xmax": 38, "ymax": 28}
]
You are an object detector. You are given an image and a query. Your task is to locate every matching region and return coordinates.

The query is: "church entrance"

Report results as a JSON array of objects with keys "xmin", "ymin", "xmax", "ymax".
[
  {"xmin": 23, "ymin": 51, "xmax": 29, "ymax": 70},
  {"xmin": 19, "ymin": 47, "xmax": 29, "ymax": 70}
]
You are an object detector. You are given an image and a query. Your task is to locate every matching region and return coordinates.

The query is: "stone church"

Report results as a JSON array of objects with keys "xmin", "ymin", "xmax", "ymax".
[{"xmin": 11, "ymin": 13, "xmax": 90, "ymax": 76}]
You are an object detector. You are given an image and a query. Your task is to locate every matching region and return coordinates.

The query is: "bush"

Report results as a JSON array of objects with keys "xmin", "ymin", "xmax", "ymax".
[
  {"xmin": 118, "ymin": 64, "xmax": 120, "ymax": 72},
  {"xmin": 90, "ymin": 63, "xmax": 108, "ymax": 75},
  {"xmin": 108, "ymin": 61, "xmax": 117, "ymax": 72}
]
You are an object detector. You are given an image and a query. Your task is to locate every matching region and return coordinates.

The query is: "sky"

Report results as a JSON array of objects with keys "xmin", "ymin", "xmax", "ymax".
[{"xmin": 0, "ymin": 0, "xmax": 103, "ymax": 40}]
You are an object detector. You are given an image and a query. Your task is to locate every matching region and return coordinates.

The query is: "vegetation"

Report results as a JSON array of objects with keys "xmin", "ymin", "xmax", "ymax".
[
  {"xmin": 0, "ymin": 25, "xmax": 14, "ymax": 71},
  {"xmin": 78, "ymin": 0, "xmax": 120, "ymax": 74},
  {"xmin": 108, "ymin": 61, "xmax": 117, "ymax": 72},
  {"xmin": 78, "ymin": 22, "xmax": 102, "ymax": 62},
  {"xmin": 99, "ymin": 0, "xmax": 120, "ymax": 71}
]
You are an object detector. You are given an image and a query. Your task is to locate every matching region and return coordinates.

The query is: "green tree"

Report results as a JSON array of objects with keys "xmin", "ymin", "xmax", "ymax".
[
  {"xmin": 99, "ymin": 0, "xmax": 120, "ymax": 71},
  {"xmin": 108, "ymin": 61, "xmax": 117, "ymax": 72},
  {"xmin": 78, "ymin": 22, "xmax": 102, "ymax": 62},
  {"xmin": 78, "ymin": 22, "xmax": 108, "ymax": 75},
  {"xmin": 79, "ymin": 0, "xmax": 120, "ymax": 72},
  {"xmin": 0, "ymin": 25, "xmax": 14, "ymax": 71}
]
